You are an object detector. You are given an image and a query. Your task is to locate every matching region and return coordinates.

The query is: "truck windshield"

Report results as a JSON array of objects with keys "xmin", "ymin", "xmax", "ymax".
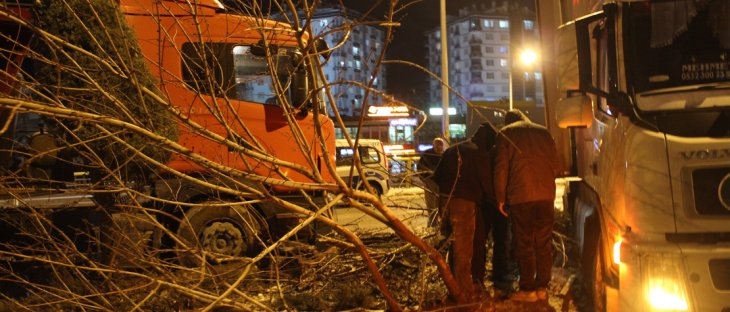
[
  {"xmin": 181, "ymin": 43, "xmax": 304, "ymax": 106},
  {"xmin": 625, "ymin": 0, "xmax": 730, "ymax": 111},
  {"xmin": 232, "ymin": 45, "xmax": 295, "ymax": 105}
]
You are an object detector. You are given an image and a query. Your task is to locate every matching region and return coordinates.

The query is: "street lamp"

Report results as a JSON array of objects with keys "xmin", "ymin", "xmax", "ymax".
[{"xmin": 509, "ymin": 47, "xmax": 539, "ymax": 110}]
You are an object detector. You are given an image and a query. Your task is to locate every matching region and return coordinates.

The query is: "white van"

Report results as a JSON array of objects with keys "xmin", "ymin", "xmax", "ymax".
[{"xmin": 335, "ymin": 139, "xmax": 390, "ymax": 196}]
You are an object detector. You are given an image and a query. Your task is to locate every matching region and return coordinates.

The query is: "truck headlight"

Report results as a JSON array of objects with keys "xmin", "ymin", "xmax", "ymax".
[{"xmin": 643, "ymin": 254, "xmax": 690, "ymax": 311}]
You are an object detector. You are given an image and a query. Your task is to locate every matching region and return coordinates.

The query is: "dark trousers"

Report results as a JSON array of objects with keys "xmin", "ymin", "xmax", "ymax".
[
  {"xmin": 424, "ymin": 178, "xmax": 439, "ymax": 226},
  {"xmin": 473, "ymin": 202, "xmax": 487, "ymax": 284},
  {"xmin": 442, "ymin": 197, "xmax": 487, "ymax": 299},
  {"xmin": 484, "ymin": 201, "xmax": 517, "ymax": 290},
  {"xmin": 510, "ymin": 200, "xmax": 554, "ymax": 291}
]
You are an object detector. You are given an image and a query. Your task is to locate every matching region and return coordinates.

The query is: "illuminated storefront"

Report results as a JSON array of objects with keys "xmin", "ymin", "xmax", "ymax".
[{"xmin": 334, "ymin": 103, "xmax": 419, "ymax": 146}]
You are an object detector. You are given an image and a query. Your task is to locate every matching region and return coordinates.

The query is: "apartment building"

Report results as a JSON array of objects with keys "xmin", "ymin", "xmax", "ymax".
[
  {"xmin": 309, "ymin": 6, "xmax": 388, "ymax": 118},
  {"xmin": 425, "ymin": 2, "xmax": 544, "ymax": 122}
]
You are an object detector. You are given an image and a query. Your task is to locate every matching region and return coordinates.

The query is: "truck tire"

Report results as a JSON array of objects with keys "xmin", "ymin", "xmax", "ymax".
[
  {"xmin": 359, "ymin": 181, "xmax": 383, "ymax": 197},
  {"xmin": 176, "ymin": 200, "xmax": 263, "ymax": 272}
]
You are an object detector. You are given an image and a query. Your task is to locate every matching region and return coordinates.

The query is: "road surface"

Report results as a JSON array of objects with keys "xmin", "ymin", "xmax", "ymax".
[
  {"xmin": 331, "ymin": 186, "xmax": 430, "ymax": 236},
  {"xmin": 333, "ymin": 179, "xmax": 567, "ymax": 236}
]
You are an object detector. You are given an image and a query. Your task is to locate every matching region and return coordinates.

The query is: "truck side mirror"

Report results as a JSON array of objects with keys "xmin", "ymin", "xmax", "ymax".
[
  {"xmin": 250, "ymin": 40, "xmax": 278, "ymax": 57},
  {"xmin": 557, "ymin": 94, "xmax": 593, "ymax": 128}
]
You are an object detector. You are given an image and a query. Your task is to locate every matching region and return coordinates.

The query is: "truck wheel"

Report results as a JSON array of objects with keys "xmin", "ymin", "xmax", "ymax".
[
  {"xmin": 176, "ymin": 200, "xmax": 262, "ymax": 271},
  {"xmin": 590, "ymin": 237, "xmax": 607, "ymax": 312}
]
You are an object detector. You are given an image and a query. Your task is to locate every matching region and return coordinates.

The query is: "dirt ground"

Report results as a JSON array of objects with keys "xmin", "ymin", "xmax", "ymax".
[
  {"xmin": 0, "ymin": 184, "xmax": 587, "ymax": 311},
  {"xmin": 0, "ymin": 228, "xmax": 586, "ymax": 312},
  {"xmin": 224, "ymin": 231, "xmax": 583, "ymax": 312}
]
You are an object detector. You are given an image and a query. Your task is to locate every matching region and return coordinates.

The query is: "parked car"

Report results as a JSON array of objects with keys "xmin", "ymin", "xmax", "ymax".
[{"xmin": 335, "ymin": 139, "xmax": 390, "ymax": 196}]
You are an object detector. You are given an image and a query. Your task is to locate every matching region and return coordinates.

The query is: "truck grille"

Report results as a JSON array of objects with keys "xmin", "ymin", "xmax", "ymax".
[
  {"xmin": 692, "ymin": 167, "xmax": 730, "ymax": 216},
  {"xmin": 709, "ymin": 259, "xmax": 730, "ymax": 290}
]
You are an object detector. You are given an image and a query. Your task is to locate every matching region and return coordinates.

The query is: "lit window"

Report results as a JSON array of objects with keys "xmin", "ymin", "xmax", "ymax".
[
  {"xmin": 499, "ymin": 46, "xmax": 508, "ymax": 54},
  {"xmin": 535, "ymin": 72, "xmax": 542, "ymax": 80},
  {"xmin": 524, "ymin": 20, "xmax": 534, "ymax": 30},
  {"xmin": 483, "ymin": 19, "xmax": 494, "ymax": 28},
  {"xmin": 499, "ymin": 20, "xmax": 509, "ymax": 28},
  {"xmin": 500, "ymin": 59, "xmax": 508, "ymax": 67},
  {"xmin": 353, "ymin": 46, "xmax": 360, "ymax": 54},
  {"xmin": 355, "ymin": 60, "xmax": 361, "ymax": 69},
  {"xmin": 347, "ymin": 61, "xmax": 352, "ymax": 67}
]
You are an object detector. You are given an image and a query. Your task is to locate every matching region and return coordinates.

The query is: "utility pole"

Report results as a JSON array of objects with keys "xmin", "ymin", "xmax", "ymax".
[{"xmin": 439, "ymin": 0, "xmax": 449, "ymax": 141}]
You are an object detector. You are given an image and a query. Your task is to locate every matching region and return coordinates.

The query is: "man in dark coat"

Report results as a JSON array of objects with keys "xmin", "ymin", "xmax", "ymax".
[
  {"xmin": 494, "ymin": 109, "xmax": 561, "ymax": 302},
  {"xmin": 418, "ymin": 137, "xmax": 446, "ymax": 225},
  {"xmin": 432, "ymin": 123, "xmax": 497, "ymax": 302}
]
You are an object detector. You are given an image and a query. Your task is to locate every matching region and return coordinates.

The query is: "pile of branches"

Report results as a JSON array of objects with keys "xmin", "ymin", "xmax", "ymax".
[{"xmin": 0, "ymin": 0, "xmax": 481, "ymax": 310}]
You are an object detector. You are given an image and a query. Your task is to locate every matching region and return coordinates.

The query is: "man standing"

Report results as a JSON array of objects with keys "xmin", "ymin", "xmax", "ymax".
[
  {"xmin": 485, "ymin": 185, "xmax": 518, "ymax": 299},
  {"xmin": 418, "ymin": 137, "xmax": 446, "ymax": 226},
  {"xmin": 493, "ymin": 110, "xmax": 561, "ymax": 303},
  {"xmin": 432, "ymin": 123, "xmax": 496, "ymax": 302}
]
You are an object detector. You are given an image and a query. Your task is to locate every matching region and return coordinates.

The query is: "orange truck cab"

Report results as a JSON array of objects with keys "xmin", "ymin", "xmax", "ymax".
[
  {"xmin": 120, "ymin": 0, "xmax": 335, "ymax": 189},
  {"xmin": 0, "ymin": 0, "xmax": 336, "ymax": 264}
]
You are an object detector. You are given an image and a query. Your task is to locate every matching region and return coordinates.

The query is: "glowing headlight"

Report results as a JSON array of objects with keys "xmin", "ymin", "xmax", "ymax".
[{"xmin": 643, "ymin": 254, "xmax": 690, "ymax": 311}]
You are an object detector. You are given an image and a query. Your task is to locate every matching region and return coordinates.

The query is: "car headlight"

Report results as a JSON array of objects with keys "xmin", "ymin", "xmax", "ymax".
[{"xmin": 642, "ymin": 253, "xmax": 690, "ymax": 311}]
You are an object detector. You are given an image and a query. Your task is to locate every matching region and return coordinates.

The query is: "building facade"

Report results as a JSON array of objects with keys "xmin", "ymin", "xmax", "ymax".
[
  {"xmin": 306, "ymin": 7, "xmax": 423, "ymax": 146},
  {"xmin": 309, "ymin": 7, "xmax": 388, "ymax": 118},
  {"xmin": 424, "ymin": 1, "xmax": 544, "ymax": 135}
]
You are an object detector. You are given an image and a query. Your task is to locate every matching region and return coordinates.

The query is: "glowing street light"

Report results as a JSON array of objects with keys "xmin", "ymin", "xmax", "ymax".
[
  {"xmin": 519, "ymin": 48, "xmax": 538, "ymax": 66},
  {"xmin": 509, "ymin": 47, "xmax": 540, "ymax": 110}
]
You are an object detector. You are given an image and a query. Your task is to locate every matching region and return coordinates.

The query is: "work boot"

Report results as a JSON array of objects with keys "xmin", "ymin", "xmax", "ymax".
[
  {"xmin": 509, "ymin": 290, "xmax": 538, "ymax": 302},
  {"xmin": 536, "ymin": 288, "xmax": 549, "ymax": 301}
]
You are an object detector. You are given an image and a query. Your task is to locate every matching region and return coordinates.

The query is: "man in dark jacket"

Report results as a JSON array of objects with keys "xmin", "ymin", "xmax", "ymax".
[
  {"xmin": 432, "ymin": 123, "xmax": 497, "ymax": 302},
  {"xmin": 494, "ymin": 109, "xmax": 561, "ymax": 302},
  {"xmin": 418, "ymin": 137, "xmax": 447, "ymax": 226}
]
